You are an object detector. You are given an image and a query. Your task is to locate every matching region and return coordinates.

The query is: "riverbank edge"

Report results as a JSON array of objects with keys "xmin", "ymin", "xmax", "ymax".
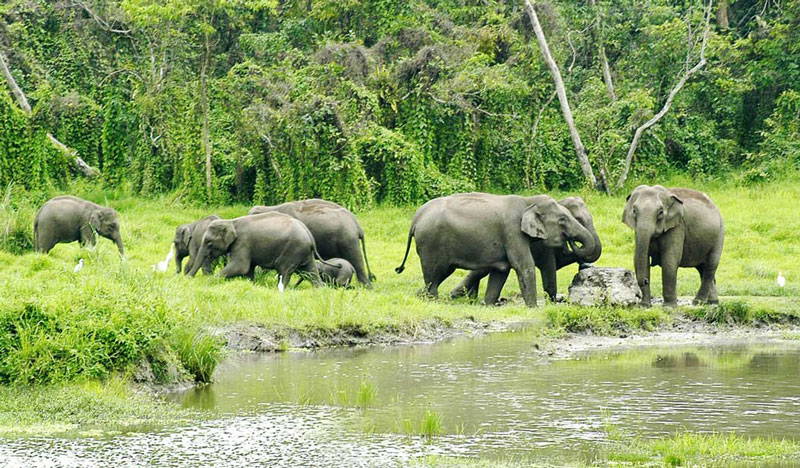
[{"xmin": 138, "ymin": 297, "xmax": 800, "ymax": 392}]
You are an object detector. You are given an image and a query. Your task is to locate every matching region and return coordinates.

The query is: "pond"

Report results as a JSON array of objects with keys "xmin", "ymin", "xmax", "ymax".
[{"xmin": 3, "ymin": 328, "xmax": 800, "ymax": 466}]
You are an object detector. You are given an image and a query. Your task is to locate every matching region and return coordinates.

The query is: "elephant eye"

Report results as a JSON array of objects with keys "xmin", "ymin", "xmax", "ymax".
[{"xmin": 657, "ymin": 209, "xmax": 665, "ymax": 218}]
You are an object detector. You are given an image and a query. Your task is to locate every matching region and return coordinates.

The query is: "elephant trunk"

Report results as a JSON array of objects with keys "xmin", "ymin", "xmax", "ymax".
[
  {"xmin": 579, "ymin": 224, "xmax": 602, "ymax": 264},
  {"xmin": 634, "ymin": 227, "xmax": 652, "ymax": 306},
  {"xmin": 187, "ymin": 245, "xmax": 208, "ymax": 277},
  {"xmin": 175, "ymin": 247, "xmax": 185, "ymax": 274},
  {"xmin": 113, "ymin": 232, "xmax": 124, "ymax": 256},
  {"xmin": 567, "ymin": 223, "xmax": 596, "ymax": 260}
]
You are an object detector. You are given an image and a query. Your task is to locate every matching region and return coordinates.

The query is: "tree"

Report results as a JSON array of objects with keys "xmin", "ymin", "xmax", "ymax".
[
  {"xmin": 524, "ymin": 0, "xmax": 605, "ymax": 192},
  {"xmin": 616, "ymin": 0, "xmax": 713, "ymax": 188}
]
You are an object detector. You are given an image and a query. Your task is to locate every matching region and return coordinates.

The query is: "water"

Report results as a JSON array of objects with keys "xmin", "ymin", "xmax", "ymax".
[{"xmin": 4, "ymin": 329, "xmax": 800, "ymax": 466}]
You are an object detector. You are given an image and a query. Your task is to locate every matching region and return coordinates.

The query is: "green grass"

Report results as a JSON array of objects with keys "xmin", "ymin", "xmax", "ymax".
[
  {"xmin": 417, "ymin": 433, "xmax": 800, "ymax": 467},
  {"xmin": 0, "ymin": 377, "xmax": 197, "ymax": 437},
  {"xmin": 2, "ymin": 179, "xmax": 800, "ymax": 433}
]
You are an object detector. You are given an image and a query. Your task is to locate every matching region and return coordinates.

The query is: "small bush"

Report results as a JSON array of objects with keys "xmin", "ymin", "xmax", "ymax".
[{"xmin": 171, "ymin": 329, "xmax": 222, "ymax": 384}]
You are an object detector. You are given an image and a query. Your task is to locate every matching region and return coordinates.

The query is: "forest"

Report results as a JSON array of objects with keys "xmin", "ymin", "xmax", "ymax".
[{"xmin": 1, "ymin": 0, "xmax": 798, "ymax": 208}]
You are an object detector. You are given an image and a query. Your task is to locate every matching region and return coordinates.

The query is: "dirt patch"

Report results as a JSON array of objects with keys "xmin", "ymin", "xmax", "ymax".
[
  {"xmin": 215, "ymin": 318, "xmax": 523, "ymax": 353},
  {"xmin": 537, "ymin": 316, "xmax": 800, "ymax": 359}
]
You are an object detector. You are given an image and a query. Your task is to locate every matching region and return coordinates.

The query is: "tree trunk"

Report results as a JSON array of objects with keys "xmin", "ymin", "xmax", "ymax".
[
  {"xmin": 200, "ymin": 30, "xmax": 212, "ymax": 199},
  {"xmin": 616, "ymin": 0, "xmax": 712, "ymax": 188},
  {"xmin": 1, "ymin": 50, "xmax": 98, "ymax": 178},
  {"xmin": 589, "ymin": 0, "xmax": 616, "ymax": 102},
  {"xmin": 524, "ymin": 0, "xmax": 604, "ymax": 191},
  {"xmin": 716, "ymin": 0, "xmax": 730, "ymax": 29}
]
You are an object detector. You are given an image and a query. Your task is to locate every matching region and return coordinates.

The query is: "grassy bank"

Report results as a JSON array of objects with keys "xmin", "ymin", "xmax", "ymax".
[
  {"xmin": 419, "ymin": 432, "xmax": 800, "ymax": 466},
  {"xmin": 1, "ymin": 179, "xmax": 800, "ymax": 433}
]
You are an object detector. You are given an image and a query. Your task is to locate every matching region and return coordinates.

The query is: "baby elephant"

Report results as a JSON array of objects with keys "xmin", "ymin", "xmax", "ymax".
[
  {"xmin": 296, "ymin": 258, "xmax": 355, "ymax": 288},
  {"xmin": 34, "ymin": 196, "xmax": 124, "ymax": 255},
  {"xmin": 623, "ymin": 185, "xmax": 724, "ymax": 307},
  {"xmin": 174, "ymin": 214, "xmax": 221, "ymax": 274}
]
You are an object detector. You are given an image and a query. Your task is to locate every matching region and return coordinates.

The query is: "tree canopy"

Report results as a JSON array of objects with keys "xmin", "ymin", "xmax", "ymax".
[{"xmin": 1, "ymin": 0, "xmax": 798, "ymax": 206}]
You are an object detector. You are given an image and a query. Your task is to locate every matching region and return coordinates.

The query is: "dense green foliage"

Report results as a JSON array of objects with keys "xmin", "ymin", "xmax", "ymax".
[{"xmin": 1, "ymin": 0, "xmax": 798, "ymax": 204}]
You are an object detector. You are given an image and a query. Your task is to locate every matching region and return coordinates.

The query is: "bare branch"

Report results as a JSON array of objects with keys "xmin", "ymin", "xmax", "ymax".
[
  {"xmin": 0, "ymin": 51, "xmax": 32, "ymax": 113},
  {"xmin": 589, "ymin": 0, "xmax": 616, "ymax": 101},
  {"xmin": 525, "ymin": 0, "xmax": 604, "ymax": 190},
  {"xmin": 616, "ymin": 0, "xmax": 713, "ymax": 188},
  {"xmin": 70, "ymin": 0, "xmax": 131, "ymax": 35},
  {"xmin": 1, "ymin": 49, "xmax": 99, "ymax": 178},
  {"xmin": 47, "ymin": 133, "xmax": 100, "ymax": 178}
]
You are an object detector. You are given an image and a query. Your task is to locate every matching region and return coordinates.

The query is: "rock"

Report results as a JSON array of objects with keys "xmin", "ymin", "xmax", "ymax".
[{"xmin": 568, "ymin": 267, "xmax": 642, "ymax": 307}]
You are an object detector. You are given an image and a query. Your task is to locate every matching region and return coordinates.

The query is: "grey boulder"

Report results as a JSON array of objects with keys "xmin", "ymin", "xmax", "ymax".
[{"xmin": 568, "ymin": 267, "xmax": 642, "ymax": 307}]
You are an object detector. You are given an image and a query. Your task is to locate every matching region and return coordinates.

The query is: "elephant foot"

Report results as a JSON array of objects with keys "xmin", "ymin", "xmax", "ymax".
[
  {"xmin": 493, "ymin": 297, "xmax": 509, "ymax": 306},
  {"xmin": 663, "ymin": 301, "xmax": 678, "ymax": 308},
  {"xmin": 449, "ymin": 287, "xmax": 468, "ymax": 299},
  {"xmin": 639, "ymin": 299, "xmax": 652, "ymax": 308}
]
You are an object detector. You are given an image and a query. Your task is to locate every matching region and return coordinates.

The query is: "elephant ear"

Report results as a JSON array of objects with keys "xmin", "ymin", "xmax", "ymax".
[
  {"xmin": 89, "ymin": 210, "xmax": 102, "ymax": 231},
  {"xmin": 176, "ymin": 225, "xmax": 191, "ymax": 249},
  {"xmin": 664, "ymin": 194, "xmax": 684, "ymax": 231},
  {"xmin": 218, "ymin": 222, "xmax": 237, "ymax": 250},
  {"xmin": 622, "ymin": 193, "xmax": 636, "ymax": 229},
  {"xmin": 521, "ymin": 204, "xmax": 547, "ymax": 239}
]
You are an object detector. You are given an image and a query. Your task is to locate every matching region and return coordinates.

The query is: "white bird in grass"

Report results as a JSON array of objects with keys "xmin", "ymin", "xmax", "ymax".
[
  {"xmin": 73, "ymin": 258, "xmax": 84, "ymax": 273},
  {"xmin": 777, "ymin": 271, "xmax": 786, "ymax": 288},
  {"xmin": 152, "ymin": 245, "xmax": 174, "ymax": 273},
  {"xmin": 278, "ymin": 275, "xmax": 285, "ymax": 293}
]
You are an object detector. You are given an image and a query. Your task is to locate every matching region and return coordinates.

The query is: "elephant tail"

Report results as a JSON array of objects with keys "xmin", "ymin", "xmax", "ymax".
[
  {"xmin": 395, "ymin": 224, "xmax": 414, "ymax": 274},
  {"xmin": 359, "ymin": 228, "xmax": 376, "ymax": 282}
]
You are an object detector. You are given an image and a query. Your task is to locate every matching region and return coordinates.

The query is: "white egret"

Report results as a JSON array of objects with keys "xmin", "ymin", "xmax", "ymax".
[
  {"xmin": 152, "ymin": 245, "xmax": 174, "ymax": 273},
  {"xmin": 73, "ymin": 258, "xmax": 84, "ymax": 273},
  {"xmin": 278, "ymin": 275, "xmax": 285, "ymax": 293},
  {"xmin": 777, "ymin": 271, "xmax": 786, "ymax": 288}
]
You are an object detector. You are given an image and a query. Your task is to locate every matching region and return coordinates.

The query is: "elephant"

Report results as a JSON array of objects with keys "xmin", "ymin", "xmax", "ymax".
[
  {"xmin": 249, "ymin": 199, "xmax": 375, "ymax": 287},
  {"xmin": 34, "ymin": 196, "xmax": 124, "ymax": 255},
  {"xmin": 395, "ymin": 193, "xmax": 597, "ymax": 307},
  {"xmin": 188, "ymin": 212, "xmax": 327, "ymax": 289},
  {"xmin": 174, "ymin": 214, "xmax": 221, "ymax": 274},
  {"xmin": 295, "ymin": 258, "xmax": 354, "ymax": 288},
  {"xmin": 449, "ymin": 196, "xmax": 602, "ymax": 302},
  {"xmin": 622, "ymin": 185, "xmax": 724, "ymax": 307}
]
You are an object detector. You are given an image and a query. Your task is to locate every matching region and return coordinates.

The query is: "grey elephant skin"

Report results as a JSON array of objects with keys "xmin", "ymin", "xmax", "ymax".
[
  {"xmin": 297, "ymin": 258, "xmax": 355, "ymax": 288},
  {"xmin": 622, "ymin": 185, "xmax": 724, "ymax": 307},
  {"xmin": 174, "ymin": 214, "xmax": 221, "ymax": 274},
  {"xmin": 249, "ymin": 199, "xmax": 375, "ymax": 287},
  {"xmin": 188, "ymin": 212, "xmax": 325, "ymax": 289},
  {"xmin": 449, "ymin": 196, "xmax": 602, "ymax": 302},
  {"xmin": 34, "ymin": 196, "xmax": 124, "ymax": 255},
  {"xmin": 395, "ymin": 193, "xmax": 597, "ymax": 307}
]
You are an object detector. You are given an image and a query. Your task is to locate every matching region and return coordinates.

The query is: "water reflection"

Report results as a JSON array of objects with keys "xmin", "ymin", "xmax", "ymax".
[{"xmin": 3, "ymin": 331, "xmax": 800, "ymax": 466}]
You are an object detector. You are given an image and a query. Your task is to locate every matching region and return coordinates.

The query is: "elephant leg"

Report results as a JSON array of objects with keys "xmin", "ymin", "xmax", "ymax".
[
  {"xmin": 507, "ymin": 242, "xmax": 538, "ymax": 307},
  {"xmin": 695, "ymin": 260, "xmax": 721, "ymax": 305},
  {"xmin": 175, "ymin": 253, "xmax": 185, "ymax": 274},
  {"xmin": 450, "ymin": 269, "xmax": 489, "ymax": 299},
  {"xmin": 202, "ymin": 258, "xmax": 215, "ymax": 275},
  {"xmin": 661, "ymin": 261, "xmax": 680, "ymax": 308},
  {"xmin": 219, "ymin": 249, "xmax": 251, "ymax": 279},
  {"xmin": 340, "ymin": 240, "xmax": 372, "ymax": 288},
  {"xmin": 298, "ymin": 258, "xmax": 323, "ymax": 287},
  {"xmin": 538, "ymin": 250, "xmax": 558, "ymax": 302},
  {"xmin": 483, "ymin": 268, "xmax": 510, "ymax": 306},
  {"xmin": 80, "ymin": 225, "xmax": 96, "ymax": 248},
  {"xmin": 422, "ymin": 263, "xmax": 455, "ymax": 298}
]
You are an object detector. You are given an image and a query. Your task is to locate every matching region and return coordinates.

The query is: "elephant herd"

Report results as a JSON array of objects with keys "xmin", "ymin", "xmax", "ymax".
[{"xmin": 32, "ymin": 184, "xmax": 724, "ymax": 308}]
